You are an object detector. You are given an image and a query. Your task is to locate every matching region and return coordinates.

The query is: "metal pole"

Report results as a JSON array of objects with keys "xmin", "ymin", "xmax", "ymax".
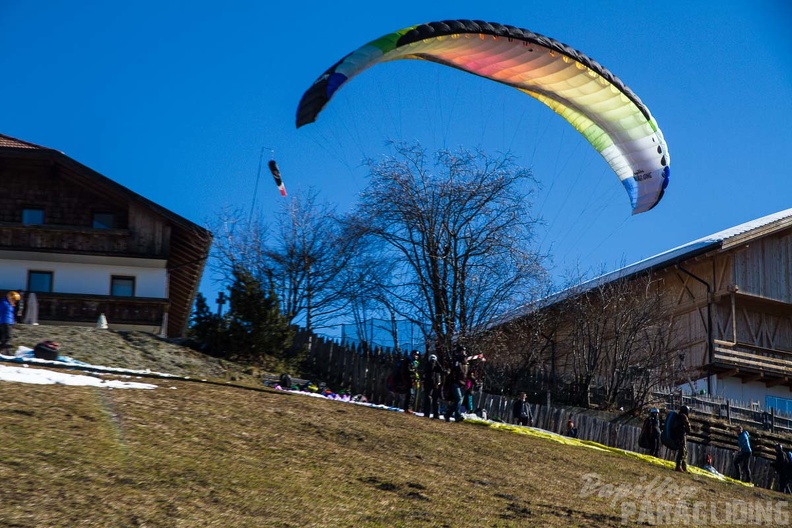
[
  {"xmin": 215, "ymin": 291, "xmax": 227, "ymax": 317},
  {"xmin": 677, "ymin": 265, "xmax": 714, "ymax": 395}
]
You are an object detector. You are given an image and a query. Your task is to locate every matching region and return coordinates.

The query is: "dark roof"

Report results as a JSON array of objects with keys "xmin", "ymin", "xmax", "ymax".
[
  {"xmin": 0, "ymin": 133, "xmax": 49, "ymax": 150},
  {"xmin": 0, "ymin": 134, "xmax": 206, "ymax": 235}
]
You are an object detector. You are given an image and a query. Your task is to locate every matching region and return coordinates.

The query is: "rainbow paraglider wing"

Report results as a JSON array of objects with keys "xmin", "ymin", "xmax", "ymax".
[{"xmin": 296, "ymin": 20, "xmax": 670, "ymax": 214}]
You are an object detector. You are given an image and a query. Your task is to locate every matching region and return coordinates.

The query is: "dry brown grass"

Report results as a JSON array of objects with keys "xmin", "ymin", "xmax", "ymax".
[
  {"xmin": 0, "ymin": 326, "xmax": 786, "ymax": 527},
  {"xmin": 9, "ymin": 324, "xmax": 259, "ymax": 382},
  {"xmin": 0, "ymin": 374, "xmax": 785, "ymax": 527}
]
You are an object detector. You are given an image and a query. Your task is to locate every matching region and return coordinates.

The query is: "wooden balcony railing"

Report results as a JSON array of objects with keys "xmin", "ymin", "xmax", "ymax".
[
  {"xmin": 0, "ymin": 224, "xmax": 167, "ymax": 258},
  {"xmin": 711, "ymin": 339, "xmax": 792, "ymax": 380},
  {"xmin": 30, "ymin": 292, "xmax": 169, "ymax": 326}
]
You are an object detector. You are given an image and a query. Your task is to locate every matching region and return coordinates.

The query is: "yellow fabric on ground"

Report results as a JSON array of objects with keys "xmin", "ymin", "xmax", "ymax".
[{"xmin": 469, "ymin": 419, "xmax": 752, "ymax": 487}]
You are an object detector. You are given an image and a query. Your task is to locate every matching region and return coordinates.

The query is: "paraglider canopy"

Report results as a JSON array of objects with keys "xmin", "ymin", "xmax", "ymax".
[{"xmin": 297, "ymin": 19, "xmax": 670, "ymax": 214}]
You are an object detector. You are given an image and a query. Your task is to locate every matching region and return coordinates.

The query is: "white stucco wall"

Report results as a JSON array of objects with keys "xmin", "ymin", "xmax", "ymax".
[
  {"xmin": 685, "ymin": 374, "xmax": 792, "ymax": 412},
  {"xmin": 715, "ymin": 376, "xmax": 792, "ymax": 408},
  {"xmin": 0, "ymin": 255, "xmax": 167, "ymax": 298}
]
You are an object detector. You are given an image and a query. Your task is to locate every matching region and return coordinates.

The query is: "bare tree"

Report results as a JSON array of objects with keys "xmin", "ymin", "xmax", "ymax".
[
  {"xmin": 266, "ymin": 189, "xmax": 353, "ymax": 331},
  {"xmin": 209, "ymin": 189, "xmax": 352, "ymax": 333},
  {"xmin": 336, "ymin": 241, "xmax": 397, "ymax": 349},
  {"xmin": 558, "ymin": 271, "xmax": 681, "ymax": 409},
  {"xmin": 208, "ymin": 205, "xmax": 270, "ymax": 285},
  {"xmin": 476, "ymin": 306, "xmax": 561, "ymax": 395},
  {"xmin": 348, "ymin": 143, "xmax": 547, "ymax": 360}
]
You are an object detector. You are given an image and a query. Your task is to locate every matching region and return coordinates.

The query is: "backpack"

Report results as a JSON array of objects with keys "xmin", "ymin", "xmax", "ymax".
[
  {"xmin": 660, "ymin": 411, "xmax": 680, "ymax": 450},
  {"xmin": 424, "ymin": 358, "xmax": 443, "ymax": 388},
  {"xmin": 386, "ymin": 358, "xmax": 406, "ymax": 394},
  {"xmin": 638, "ymin": 417, "xmax": 654, "ymax": 449},
  {"xmin": 33, "ymin": 340, "xmax": 60, "ymax": 361}
]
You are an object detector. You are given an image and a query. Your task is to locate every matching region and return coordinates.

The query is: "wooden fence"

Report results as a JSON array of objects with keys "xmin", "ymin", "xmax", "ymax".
[
  {"xmin": 652, "ymin": 390, "xmax": 792, "ymax": 434},
  {"xmin": 471, "ymin": 392, "xmax": 792, "ymax": 490},
  {"xmin": 296, "ymin": 331, "xmax": 406, "ymax": 405},
  {"xmin": 296, "ymin": 330, "xmax": 792, "ymax": 491}
]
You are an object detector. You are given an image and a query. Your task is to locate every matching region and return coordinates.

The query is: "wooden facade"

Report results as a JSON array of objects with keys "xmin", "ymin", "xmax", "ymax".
[
  {"xmin": 671, "ymin": 223, "xmax": 792, "ymax": 388},
  {"xmin": 0, "ymin": 134, "xmax": 212, "ymax": 337},
  {"xmin": 495, "ymin": 209, "xmax": 792, "ymax": 403}
]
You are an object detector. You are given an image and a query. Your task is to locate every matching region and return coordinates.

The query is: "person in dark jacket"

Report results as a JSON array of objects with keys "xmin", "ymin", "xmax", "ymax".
[
  {"xmin": 566, "ymin": 417, "xmax": 578, "ymax": 438},
  {"xmin": 512, "ymin": 392, "xmax": 533, "ymax": 426},
  {"xmin": 0, "ymin": 291, "xmax": 20, "ymax": 354},
  {"xmin": 673, "ymin": 405, "xmax": 691, "ymax": 472},
  {"xmin": 421, "ymin": 353, "xmax": 444, "ymax": 419},
  {"xmin": 647, "ymin": 408, "xmax": 661, "ymax": 457},
  {"xmin": 444, "ymin": 345, "xmax": 468, "ymax": 422},
  {"xmin": 402, "ymin": 350, "xmax": 420, "ymax": 414},
  {"xmin": 773, "ymin": 443, "xmax": 790, "ymax": 493},
  {"xmin": 733, "ymin": 425, "xmax": 752, "ymax": 483}
]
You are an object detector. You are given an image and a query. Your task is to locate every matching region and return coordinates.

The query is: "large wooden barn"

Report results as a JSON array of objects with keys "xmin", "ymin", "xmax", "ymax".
[
  {"xmin": 0, "ymin": 134, "xmax": 212, "ymax": 338},
  {"xmin": 492, "ymin": 208, "xmax": 792, "ymax": 411}
]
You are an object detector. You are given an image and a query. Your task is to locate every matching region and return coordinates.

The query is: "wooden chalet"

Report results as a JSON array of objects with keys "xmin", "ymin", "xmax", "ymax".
[
  {"xmin": 0, "ymin": 134, "xmax": 212, "ymax": 338},
  {"xmin": 492, "ymin": 209, "xmax": 792, "ymax": 411}
]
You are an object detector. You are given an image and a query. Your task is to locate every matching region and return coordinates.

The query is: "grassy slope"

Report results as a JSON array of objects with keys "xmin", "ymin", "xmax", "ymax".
[
  {"xmin": 0, "ymin": 326, "xmax": 784, "ymax": 527},
  {"xmin": 8, "ymin": 324, "xmax": 260, "ymax": 382}
]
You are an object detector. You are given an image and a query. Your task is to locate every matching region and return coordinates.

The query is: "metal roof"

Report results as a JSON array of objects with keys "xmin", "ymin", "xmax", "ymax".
[{"xmin": 491, "ymin": 208, "xmax": 792, "ymax": 327}]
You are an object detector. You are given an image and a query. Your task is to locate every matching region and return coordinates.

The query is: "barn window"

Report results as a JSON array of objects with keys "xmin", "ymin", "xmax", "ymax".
[
  {"xmin": 111, "ymin": 276, "xmax": 135, "ymax": 297},
  {"xmin": 92, "ymin": 212, "xmax": 116, "ymax": 229},
  {"xmin": 28, "ymin": 271, "xmax": 53, "ymax": 292},
  {"xmin": 22, "ymin": 208, "xmax": 44, "ymax": 225}
]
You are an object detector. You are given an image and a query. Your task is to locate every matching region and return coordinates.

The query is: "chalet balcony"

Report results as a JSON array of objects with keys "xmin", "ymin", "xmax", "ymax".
[
  {"xmin": 709, "ymin": 339, "xmax": 792, "ymax": 387},
  {"xmin": 29, "ymin": 292, "xmax": 169, "ymax": 326},
  {"xmin": 0, "ymin": 223, "xmax": 167, "ymax": 258}
]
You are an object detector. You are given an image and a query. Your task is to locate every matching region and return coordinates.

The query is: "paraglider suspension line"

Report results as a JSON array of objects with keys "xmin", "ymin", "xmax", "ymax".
[{"xmin": 249, "ymin": 146, "xmax": 275, "ymax": 225}]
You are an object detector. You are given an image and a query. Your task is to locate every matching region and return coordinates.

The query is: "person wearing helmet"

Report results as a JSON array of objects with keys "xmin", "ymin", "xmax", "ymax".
[
  {"xmin": 402, "ymin": 350, "xmax": 421, "ymax": 414},
  {"xmin": 0, "ymin": 291, "xmax": 20, "ymax": 354},
  {"xmin": 639, "ymin": 408, "xmax": 661, "ymax": 456},
  {"xmin": 772, "ymin": 443, "xmax": 790, "ymax": 493},
  {"xmin": 648, "ymin": 408, "xmax": 661, "ymax": 457},
  {"xmin": 444, "ymin": 345, "xmax": 469, "ymax": 422},
  {"xmin": 673, "ymin": 405, "xmax": 691, "ymax": 472},
  {"xmin": 421, "ymin": 353, "xmax": 444, "ymax": 419}
]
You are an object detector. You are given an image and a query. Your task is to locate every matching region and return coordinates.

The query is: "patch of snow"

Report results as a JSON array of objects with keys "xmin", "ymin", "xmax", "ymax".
[
  {"xmin": 2, "ymin": 346, "xmax": 180, "ymax": 378},
  {"xmin": 0, "ymin": 364, "xmax": 157, "ymax": 389}
]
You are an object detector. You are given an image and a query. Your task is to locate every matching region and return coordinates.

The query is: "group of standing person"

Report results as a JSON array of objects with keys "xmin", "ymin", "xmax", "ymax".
[
  {"xmin": 395, "ymin": 344, "xmax": 479, "ymax": 423},
  {"xmin": 400, "ymin": 350, "xmax": 780, "ymax": 490},
  {"xmin": 638, "ymin": 405, "xmax": 759, "ymax": 484}
]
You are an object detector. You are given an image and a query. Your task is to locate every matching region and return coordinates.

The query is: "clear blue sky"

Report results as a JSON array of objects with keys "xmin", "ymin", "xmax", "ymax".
[{"xmin": 2, "ymin": 1, "xmax": 791, "ymax": 317}]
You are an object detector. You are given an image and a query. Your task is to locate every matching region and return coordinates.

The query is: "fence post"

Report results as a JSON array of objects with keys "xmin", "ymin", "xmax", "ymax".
[
  {"xmin": 771, "ymin": 407, "xmax": 776, "ymax": 433},
  {"xmin": 726, "ymin": 400, "xmax": 731, "ymax": 424}
]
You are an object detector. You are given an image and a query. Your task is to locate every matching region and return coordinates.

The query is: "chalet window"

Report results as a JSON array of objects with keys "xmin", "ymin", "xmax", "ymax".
[
  {"xmin": 111, "ymin": 276, "xmax": 135, "ymax": 297},
  {"xmin": 767, "ymin": 396, "xmax": 792, "ymax": 416},
  {"xmin": 22, "ymin": 208, "xmax": 44, "ymax": 225},
  {"xmin": 92, "ymin": 212, "xmax": 116, "ymax": 229},
  {"xmin": 28, "ymin": 271, "xmax": 53, "ymax": 292}
]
